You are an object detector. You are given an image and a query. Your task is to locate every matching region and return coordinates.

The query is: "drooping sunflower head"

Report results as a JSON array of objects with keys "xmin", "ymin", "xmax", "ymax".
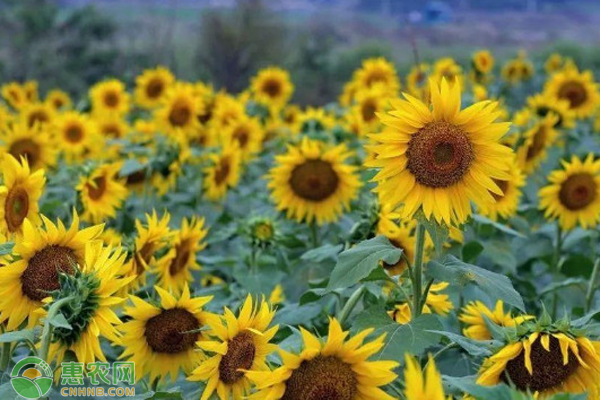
[
  {"xmin": 76, "ymin": 162, "xmax": 128, "ymax": 224},
  {"xmin": 45, "ymin": 89, "xmax": 72, "ymax": 111},
  {"xmin": 89, "ymin": 79, "xmax": 130, "ymax": 115},
  {"xmin": 459, "ymin": 300, "xmax": 533, "ymax": 341},
  {"xmin": 268, "ymin": 137, "xmax": 362, "ymax": 225},
  {"xmin": 246, "ymin": 317, "xmax": 399, "ymax": 400},
  {"xmin": 155, "ymin": 83, "xmax": 202, "ymax": 137},
  {"xmin": 368, "ymin": 78, "xmax": 512, "ymax": 225},
  {"xmin": 353, "ymin": 57, "xmax": 400, "ymax": 96},
  {"xmin": 20, "ymin": 102, "xmax": 55, "ymax": 128},
  {"xmin": 1, "ymin": 121, "xmax": 56, "ymax": 171},
  {"xmin": 516, "ymin": 113, "xmax": 559, "ymax": 174},
  {"xmin": 54, "ymin": 111, "xmax": 98, "ymax": 159},
  {"xmin": 120, "ymin": 285, "xmax": 213, "ymax": 382},
  {"xmin": 404, "ymin": 354, "xmax": 446, "ymax": 400},
  {"xmin": 544, "ymin": 64, "xmax": 600, "ymax": 118},
  {"xmin": 46, "ymin": 241, "xmax": 133, "ymax": 366},
  {"xmin": 154, "ymin": 216, "xmax": 208, "ymax": 295},
  {"xmin": 477, "ymin": 319, "xmax": 600, "ymax": 398},
  {"xmin": 203, "ymin": 143, "xmax": 242, "ymax": 201},
  {"xmin": 0, "ymin": 154, "xmax": 46, "ymax": 236},
  {"xmin": 539, "ymin": 153, "xmax": 600, "ymax": 231},
  {"xmin": 251, "ymin": 66, "xmax": 294, "ymax": 107},
  {"xmin": 477, "ymin": 156, "xmax": 526, "ymax": 221},
  {"xmin": 472, "ymin": 50, "xmax": 495, "ymax": 74},
  {"xmin": 188, "ymin": 295, "xmax": 278, "ymax": 400},
  {"xmin": 135, "ymin": 66, "xmax": 175, "ymax": 109},
  {"xmin": 0, "ymin": 212, "xmax": 104, "ymax": 330},
  {"xmin": 526, "ymin": 93, "xmax": 576, "ymax": 129}
]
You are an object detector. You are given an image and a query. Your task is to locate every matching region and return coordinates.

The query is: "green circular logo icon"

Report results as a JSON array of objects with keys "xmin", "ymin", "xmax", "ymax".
[{"xmin": 10, "ymin": 356, "xmax": 53, "ymax": 399}]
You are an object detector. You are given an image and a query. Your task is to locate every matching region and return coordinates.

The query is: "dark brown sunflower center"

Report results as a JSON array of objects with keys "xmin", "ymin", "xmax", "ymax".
[
  {"xmin": 102, "ymin": 124, "xmax": 121, "ymax": 138},
  {"xmin": 491, "ymin": 179, "xmax": 509, "ymax": 201},
  {"xmin": 406, "ymin": 121, "xmax": 474, "ymax": 188},
  {"xmin": 28, "ymin": 111, "xmax": 49, "ymax": 127},
  {"xmin": 65, "ymin": 124, "xmax": 84, "ymax": 143},
  {"xmin": 289, "ymin": 160, "xmax": 339, "ymax": 201},
  {"xmin": 214, "ymin": 157, "xmax": 231, "ymax": 186},
  {"xmin": 559, "ymin": 173, "xmax": 597, "ymax": 211},
  {"xmin": 262, "ymin": 79, "xmax": 282, "ymax": 98},
  {"xmin": 169, "ymin": 102, "xmax": 192, "ymax": 127},
  {"xmin": 9, "ymin": 139, "xmax": 40, "ymax": 167},
  {"xmin": 233, "ymin": 127, "xmax": 250, "ymax": 148},
  {"xmin": 218, "ymin": 331, "xmax": 256, "ymax": 384},
  {"xmin": 20, "ymin": 245, "xmax": 78, "ymax": 302},
  {"xmin": 104, "ymin": 91, "xmax": 119, "ymax": 108},
  {"xmin": 5, "ymin": 186, "xmax": 29, "ymax": 232},
  {"xmin": 502, "ymin": 336, "xmax": 579, "ymax": 392},
  {"xmin": 365, "ymin": 71, "xmax": 386, "ymax": 87},
  {"xmin": 53, "ymin": 98, "xmax": 65, "ymax": 109},
  {"xmin": 86, "ymin": 176, "xmax": 107, "ymax": 200},
  {"xmin": 144, "ymin": 308, "xmax": 199, "ymax": 354},
  {"xmin": 282, "ymin": 355, "xmax": 358, "ymax": 400},
  {"xmin": 361, "ymin": 100, "xmax": 377, "ymax": 123},
  {"xmin": 535, "ymin": 107, "xmax": 563, "ymax": 128},
  {"xmin": 146, "ymin": 79, "xmax": 165, "ymax": 99},
  {"xmin": 558, "ymin": 81, "xmax": 587, "ymax": 108},
  {"xmin": 526, "ymin": 126, "xmax": 547, "ymax": 161},
  {"xmin": 126, "ymin": 169, "xmax": 147, "ymax": 186},
  {"xmin": 168, "ymin": 239, "xmax": 192, "ymax": 276},
  {"xmin": 134, "ymin": 242, "xmax": 156, "ymax": 275}
]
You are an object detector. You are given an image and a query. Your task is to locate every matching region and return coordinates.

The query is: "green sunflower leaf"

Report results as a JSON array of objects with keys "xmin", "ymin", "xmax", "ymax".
[
  {"xmin": 326, "ymin": 236, "xmax": 401, "ymax": 290},
  {"xmin": 373, "ymin": 314, "xmax": 442, "ymax": 361},
  {"xmin": 427, "ymin": 255, "xmax": 526, "ymax": 312},
  {"xmin": 0, "ymin": 329, "xmax": 36, "ymax": 344},
  {"xmin": 427, "ymin": 330, "xmax": 494, "ymax": 356},
  {"xmin": 0, "ymin": 241, "xmax": 14, "ymax": 256}
]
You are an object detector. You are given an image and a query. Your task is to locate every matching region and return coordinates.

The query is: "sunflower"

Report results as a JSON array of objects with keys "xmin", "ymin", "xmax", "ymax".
[
  {"xmin": 293, "ymin": 107, "xmax": 336, "ymax": 134},
  {"xmin": 339, "ymin": 80, "xmax": 359, "ymax": 107},
  {"xmin": 516, "ymin": 113, "xmax": 559, "ymax": 174},
  {"xmin": 545, "ymin": 53, "xmax": 564, "ymax": 74},
  {"xmin": 406, "ymin": 63, "xmax": 431, "ymax": 101},
  {"xmin": 432, "ymin": 57, "xmax": 463, "ymax": 86},
  {"xmin": 126, "ymin": 210, "xmax": 173, "ymax": 289},
  {"xmin": 211, "ymin": 94, "xmax": 246, "ymax": 130},
  {"xmin": 46, "ymin": 241, "xmax": 133, "ymax": 366},
  {"xmin": 268, "ymin": 137, "xmax": 361, "ymax": 225},
  {"xmin": 282, "ymin": 104, "xmax": 301, "ymax": 128},
  {"xmin": 380, "ymin": 224, "xmax": 415, "ymax": 276},
  {"xmin": 120, "ymin": 284, "xmax": 213, "ymax": 382},
  {"xmin": 251, "ymin": 67, "xmax": 294, "ymax": 108},
  {"xmin": 368, "ymin": 78, "xmax": 512, "ymax": 225},
  {"xmin": 539, "ymin": 153, "xmax": 600, "ymax": 231},
  {"xmin": 23, "ymin": 81, "xmax": 39, "ymax": 103},
  {"xmin": 20, "ymin": 102, "xmax": 55, "ymax": 128},
  {"xmin": 477, "ymin": 157, "xmax": 525, "ymax": 221},
  {"xmin": 154, "ymin": 217, "xmax": 208, "ymax": 295},
  {"xmin": 89, "ymin": 79, "xmax": 130, "ymax": 115},
  {"xmin": 269, "ymin": 284, "xmax": 285, "ymax": 305},
  {"xmin": 0, "ymin": 154, "xmax": 45, "ymax": 236},
  {"xmin": 502, "ymin": 58, "xmax": 533, "ymax": 84},
  {"xmin": 343, "ymin": 108, "xmax": 367, "ymax": 137},
  {"xmin": 526, "ymin": 93, "xmax": 576, "ymax": 129},
  {"xmin": 477, "ymin": 325, "xmax": 600, "ymax": 397},
  {"xmin": 45, "ymin": 89, "xmax": 72, "ymax": 111},
  {"xmin": 0, "ymin": 121, "xmax": 56, "ymax": 171},
  {"xmin": 1, "ymin": 82, "xmax": 29, "ymax": 110},
  {"xmin": 472, "ymin": 50, "xmax": 494, "ymax": 74},
  {"xmin": 203, "ymin": 143, "xmax": 242, "ymax": 201},
  {"xmin": 221, "ymin": 115, "xmax": 265, "ymax": 160},
  {"xmin": 352, "ymin": 85, "xmax": 389, "ymax": 133},
  {"xmin": 246, "ymin": 317, "xmax": 398, "ymax": 400},
  {"xmin": 155, "ymin": 83, "xmax": 202, "ymax": 138},
  {"xmin": 0, "ymin": 213, "xmax": 103, "ymax": 330},
  {"xmin": 353, "ymin": 57, "xmax": 400, "ymax": 96},
  {"xmin": 188, "ymin": 295, "xmax": 278, "ymax": 399},
  {"xmin": 135, "ymin": 66, "xmax": 175, "ymax": 109},
  {"xmin": 54, "ymin": 111, "xmax": 98, "ymax": 159},
  {"xmin": 376, "ymin": 197, "xmax": 403, "ymax": 235},
  {"xmin": 544, "ymin": 64, "xmax": 600, "ymax": 118},
  {"xmin": 76, "ymin": 162, "xmax": 128, "ymax": 224},
  {"xmin": 388, "ymin": 282, "xmax": 453, "ymax": 324},
  {"xmin": 404, "ymin": 354, "xmax": 446, "ymax": 400},
  {"xmin": 459, "ymin": 300, "xmax": 532, "ymax": 341},
  {"xmin": 93, "ymin": 112, "xmax": 130, "ymax": 139}
]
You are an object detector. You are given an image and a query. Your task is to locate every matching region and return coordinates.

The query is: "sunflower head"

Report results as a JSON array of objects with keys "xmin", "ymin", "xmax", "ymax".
[
  {"xmin": 1, "ymin": 121, "xmax": 56, "ymax": 171},
  {"xmin": 544, "ymin": 64, "xmax": 600, "ymax": 118},
  {"xmin": 404, "ymin": 354, "xmax": 446, "ymax": 400},
  {"xmin": 477, "ymin": 156, "xmax": 526, "ymax": 221},
  {"xmin": 251, "ymin": 66, "xmax": 294, "ymax": 107},
  {"xmin": 353, "ymin": 57, "xmax": 400, "ymax": 96},
  {"xmin": 89, "ymin": 79, "xmax": 130, "ymax": 115},
  {"xmin": 369, "ymin": 78, "xmax": 512, "ymax": 225},
  {"xmin": 21, "ymin": 102, "xmax": 55, "ymax": 128},
  {"xmin": 45, "ymin": 89, "xmax": 72, "ymax": 111},
  {"xmin": 203, "ymin": 143, "xmax": 242, "ymax": 201},
  {"xmin": 472, "ymin": 50, "xmax": 495, "ymax": 74},
  {"xmin": 135, "ymin": 66, "xmax": 175, "ymax": 109},
  {"xmin": 155, "ymin": 83, "xmax": 202, "ymax": 137},
  {"xmin": 539, "ymin": 153, "xmax": 600, "ymax": 231},
  {"xmin": 54, "ymin": 111, "xmax": 98, "ymax": 158}
]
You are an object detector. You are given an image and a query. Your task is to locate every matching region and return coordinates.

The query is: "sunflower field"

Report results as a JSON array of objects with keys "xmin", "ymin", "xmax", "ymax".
[{"xmin": 0, "ymin": 47, "xmax": 600, "ymax": 400}]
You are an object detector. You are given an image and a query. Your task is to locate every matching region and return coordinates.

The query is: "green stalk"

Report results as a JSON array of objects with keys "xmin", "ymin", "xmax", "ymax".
[
  {"xmin": 309, "ymin": 221, "xmax": 320, "ymax": 248},
  {"xmin": 585, "ymin": 258, "xmax": 600, "ymax": 312},
  {"xmin": 412, "ymin": 222, "xmax": 426, "ymax": 318},
  {"xmin": 551, "ymin": 223, "xmax": 563, "ymax": 319},
  {"xmin": 39, "ymin": 297, "xmax": 74, "ymax": 364},
  {"xmin": 337, "ymin": 286, "xmax": 366, "ymax": 327},
  {"xmin": 0, "ymin": 341, "xmax": 11, "ymax": 372}
]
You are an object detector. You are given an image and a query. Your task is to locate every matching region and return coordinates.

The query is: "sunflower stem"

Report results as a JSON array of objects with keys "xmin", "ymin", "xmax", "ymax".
[
  {"xmin": 0, "ymin": 342, "xmax": 11, "ymax": 372},
  {"xmin": 412, "ymin": 222, "xmax": 426, "ymax": 318},
  {"xmin": 39, "ymin": 297, "xmax": 74, "ymax": 365},
  {"xmin": 551, "ymin": 223, "xmax": 563, "ymax": 319},
  {"xmin": 585, "ymin": 258, "xmax": 600, "ymax": 312},
  {"xmin": 337, "ymin": 286, "xmax": 366, "ymax": 328},
  {"xmin": 309, "ymin": 221, "xmax": 320, "ymax": 248}
]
